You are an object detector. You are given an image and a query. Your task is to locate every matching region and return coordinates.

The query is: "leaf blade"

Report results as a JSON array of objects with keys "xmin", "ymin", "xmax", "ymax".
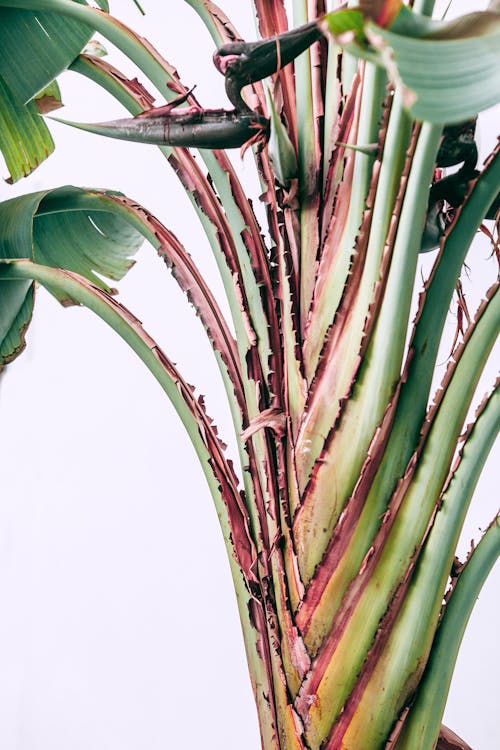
[
  {"xmin": 0, "ymin": 186, "xmax": 144, "ymax": 365},
  {"xmin": 0, "ymin": 75, "xmax": 55, "ymax": 182},
  {"xmin": 0, "ymin": 4, "xmax": 92, "ymax": 103}
]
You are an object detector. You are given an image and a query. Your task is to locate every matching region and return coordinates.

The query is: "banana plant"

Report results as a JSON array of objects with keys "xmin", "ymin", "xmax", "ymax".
[{"xmin": 0, "ymin": 1, "xmax": 498, "ymax": 749}]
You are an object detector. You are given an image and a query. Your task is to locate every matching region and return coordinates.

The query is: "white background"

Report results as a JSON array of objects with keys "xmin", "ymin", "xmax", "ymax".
[{"xmin": 0, "ymin": 1, "xmax": 498, "ymax": 748}]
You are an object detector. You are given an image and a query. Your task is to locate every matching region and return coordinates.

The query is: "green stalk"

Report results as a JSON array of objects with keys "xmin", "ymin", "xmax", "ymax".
[
  {"xmin": 184, "ymin": 0, "xmax": 235, "ymax": 48},
  {"xmin": 72, "ymin": 38, "xmax": 279, "ymax": 708},
  {"xmin": 295, "ymin": 122, "xmax": 442, "ymax": 584},
  {"xmin": 292, "ymin": 0, "xmax": 319, "ymax": 331},
  {"xmin": 176, "ymin": 10, "xmax": 276, "ymax": 537},
  {"xmin": 198, "ymin": 151, "xmax": 272, "ymax": 387},
  {"xmin": 352, "ymin": 146, "xmax": 500, "ymax": 552},
  {"xmin": 301, "ymin": 61, "xmax": 386, "ymax": 383},
  {"xmin": 175, "ymin": 9, "xmax": 300, "ymax": 630},
  {"xmin": 351, "ymin": 122, "xmax": 442, "ymax": 439},
  {"xmin": 340, "ymin": 2, "xmax": 360, "ymax": 93},
  {"xmin": 334, "ymin": 294, "xmax": 500, "ymax": 748},
  {"xmin": 184, "ymin": 0, "xmax": 315, "ymax": 705},
  {"xmin": 395, "ymin": 516, "xmax": 500, "ymax": 750},
  {"xmin": 69, "ymin": 55, "xmax": 158, "ymax": 117},
  {"xmin": 354, "ymin": 384, "xmax": 500, "ymax": 749},
  {"xmin": 322, "ymin": 36, "xmax": 341, "ymax": 191},
  {"xmin": 321, "ymin": 90, "xmax": 411, "ymax": 402},
  {"xmin": 292, "ymin": 91, "xmax": 412, "ymax": 582},
  {"xmin": 302, "ymin": 283, "xmax": 500, "ymax": 749},
  {"xmin": 298, "ymin": 145, "xmax": 500, "ymax": 656},
  {"xmin": 322, "ymin": 0, "xmax": 341, "ymax": 166},
  {"xmin": 299, "ymin": 80, "xmax": 406, "ymax": 457},
  {"xmin": 277, "ymin": 235, "xmax": 306, "ymax": 433}
]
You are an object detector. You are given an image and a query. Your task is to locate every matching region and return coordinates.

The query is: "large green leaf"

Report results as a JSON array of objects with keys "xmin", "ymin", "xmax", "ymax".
[
  {"xmin": 322, "ymin": 5, "xmax": 500, "ymax": 123},
  {"xmin": 368, "ymin": 17, "xmax": 500, "ymax": 122},
  {"xmin": 0, "ymin": 186, "xmax": 144, "ymax": 365},
  {"xmin": 0, "ymin": 1, "xmax": 92, "ymax": 177},
  {"xmin": 0, "ymin": 2, "xmax": 92, "ymax": 104},
  {"xmin": 31, "ymin": 187, "xmax": 143, "ymax": 286},
  {"xmin": 0, "ymin": 75, "xmax": 55, "ymax": 182}
]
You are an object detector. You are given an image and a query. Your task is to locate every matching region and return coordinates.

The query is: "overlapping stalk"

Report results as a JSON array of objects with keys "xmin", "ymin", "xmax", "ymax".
[{"xmin": 0, "ymin": 1, "xmax": 498, "ymax": 748}]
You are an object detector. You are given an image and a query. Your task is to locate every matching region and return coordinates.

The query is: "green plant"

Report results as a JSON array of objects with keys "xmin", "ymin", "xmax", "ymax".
[{"xmin": 0, "ymin": 1, "xmax": 498, "ymax": 748}]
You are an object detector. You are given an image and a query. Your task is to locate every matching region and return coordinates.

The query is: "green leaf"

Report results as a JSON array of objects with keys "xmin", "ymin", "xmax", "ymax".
[
  {"xmin": 321, "ymin": 8, "xmax": 365, "ymax": 38},
  {"xmin": 0, "ymin": 74, "xmax": 55, "ymax": 182},
  {"xmin": 388, "ymin": 384, "xmax": 500, "ymax": 749},
  {"xmin": 0, "ymin": 3, "xmax": 93, "ymax": 104},
  {"xmin": 0, "ymin": 1, "xmax": 94, "ymax": 178},
  {"xmin": 337, "ymin": 289, "xmax": 500, "ymax": 748},
  {"xmin": 391, "ymin": 4, "xmax": 500, "ymax": 40},
  {"xmin": 0, "ymin": 276, "xmax": 34, "ymax": 364},
  {"xmin": 367, "ymin": 17, "xmax": 500, "ymax": 122},
  {"xmin": 322, "ymin": 5, "xmax": 500, "ymax": 123},
  {"xmin": 395, "ymin": 513, "xmax": 500, "ymax": 750},
  {"xmin": 265, "ymin": 87, "xmax": 297, "ymax": 186},
  {"xmin": 32, "ymin": 187, "xmax": 144, "ymax": 287},
  {"xmin": 0, "ymin": 186, "xmax": 144, "ymax": 365}
]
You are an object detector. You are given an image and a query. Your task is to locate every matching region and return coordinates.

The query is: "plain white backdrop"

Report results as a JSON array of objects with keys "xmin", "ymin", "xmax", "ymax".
[{"xmin": 0, "ymin": 1, "xmax": 497, "ymax": 748}]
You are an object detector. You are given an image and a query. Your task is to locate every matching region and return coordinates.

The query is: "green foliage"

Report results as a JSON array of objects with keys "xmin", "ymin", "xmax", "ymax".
[
  {"xmin": 0, "ymin": 186, "xmax": 143, "ymax": 364},
  {"xmin": 322, "ymin": 3, "xmax": 500, "ymax": 122},
  {"xmin": 0, "ymin": 1, "xmax": 95, "ymax": 177}
]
